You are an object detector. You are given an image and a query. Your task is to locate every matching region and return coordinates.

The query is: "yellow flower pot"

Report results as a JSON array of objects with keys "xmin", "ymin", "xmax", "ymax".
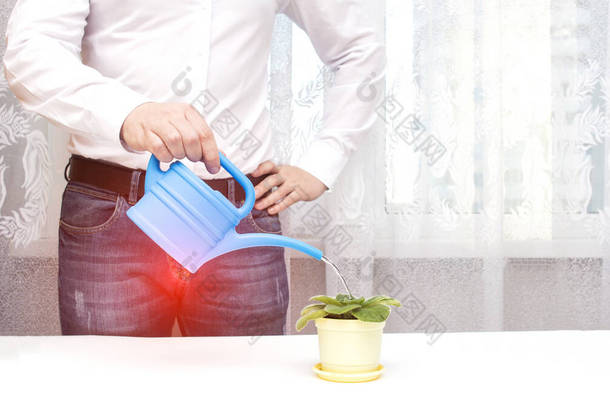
[{"xmin": 314, "ymin": 317, "xmax": 385, "ymax": 374}]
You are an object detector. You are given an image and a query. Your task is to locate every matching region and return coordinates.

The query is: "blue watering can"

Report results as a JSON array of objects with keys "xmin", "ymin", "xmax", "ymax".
[{"xmin": 126, "ymin": 153, "xmax": 323, "ymax": 273}]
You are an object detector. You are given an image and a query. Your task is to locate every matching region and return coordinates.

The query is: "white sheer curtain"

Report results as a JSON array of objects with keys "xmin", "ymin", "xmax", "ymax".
[{"xmin": 273, "ymin": 0, "xmax": 610, "ymax": 331}]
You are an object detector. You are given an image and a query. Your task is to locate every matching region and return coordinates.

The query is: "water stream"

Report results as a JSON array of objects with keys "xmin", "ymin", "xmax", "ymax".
[{"xmin": 321, "ymin": 255, "xmax": 354, "ymax": 299}]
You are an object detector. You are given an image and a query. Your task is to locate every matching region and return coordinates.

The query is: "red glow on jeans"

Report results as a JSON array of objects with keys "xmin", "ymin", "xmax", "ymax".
[{"xmin": 166, "ymin": 255, "xmax": 192, "ymax": 281}]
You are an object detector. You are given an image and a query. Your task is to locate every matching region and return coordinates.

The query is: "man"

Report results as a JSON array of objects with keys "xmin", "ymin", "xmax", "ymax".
[{"xmin": 3, "ymin": 0, "xmax": 384, "ymax": 337}]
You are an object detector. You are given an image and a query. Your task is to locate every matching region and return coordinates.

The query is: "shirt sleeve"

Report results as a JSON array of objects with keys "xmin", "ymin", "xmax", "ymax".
[
  {"xmin": 2, "ymin": 0, "xmax": 151, "ymax": 149},
  {"xmin": 281, "ymin": 0, "xmax": 385, "ymax": 190}
]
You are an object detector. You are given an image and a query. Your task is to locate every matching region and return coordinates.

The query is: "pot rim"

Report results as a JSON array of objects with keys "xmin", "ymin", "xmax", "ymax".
[{"xmin": 315, "ymin": 317, "xmax": 386, "ymax": 331}]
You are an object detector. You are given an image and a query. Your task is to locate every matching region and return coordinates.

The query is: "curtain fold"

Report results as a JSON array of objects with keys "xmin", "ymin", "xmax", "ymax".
[{"xmin": 274, "ymin": 0, "xmax": 610, "ymax": 331}]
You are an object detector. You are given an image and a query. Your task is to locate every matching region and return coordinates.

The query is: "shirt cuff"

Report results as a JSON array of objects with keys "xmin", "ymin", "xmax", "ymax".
[{"xmin": 294, "ymin": 138, "xmax": 350, "ymax": 191}]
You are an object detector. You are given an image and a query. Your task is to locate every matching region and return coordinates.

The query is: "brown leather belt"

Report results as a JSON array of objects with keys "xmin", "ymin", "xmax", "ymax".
[{"xmin": 65, "ymin": 155, "xmax": 268, "ymax": 205}]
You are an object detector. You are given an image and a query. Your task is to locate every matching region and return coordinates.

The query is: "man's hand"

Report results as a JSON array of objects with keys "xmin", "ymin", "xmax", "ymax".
[
  {"xmin": 252, "ymin": 161, "xmax": 328, "ymax": 214},
  {"xmin": 120, "ymin": 102, "xmax": 220, "ymax": 173}
]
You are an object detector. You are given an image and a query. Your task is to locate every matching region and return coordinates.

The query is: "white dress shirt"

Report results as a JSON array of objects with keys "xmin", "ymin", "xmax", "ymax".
[{"xmin": 3, "ymin": 0, "xmax": 384, "ymax": 188}]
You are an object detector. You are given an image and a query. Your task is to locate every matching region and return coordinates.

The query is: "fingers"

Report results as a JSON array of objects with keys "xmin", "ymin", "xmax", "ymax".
[
  {"xmin": 122, "ymin": 103, "xmax": 219, "ymax": 173},
  {"xmin": 199, "ymin": 133, "xmax": 220, "ymax": 174},
  {"xmin": 268, "ymin": 189, "xmax": 302, "ymax": 214},
  {"xmin": 254, "ymin": 173, "xmax": 284, "ymax": 200},
  {"xmin": 185, "ymin": 106, "xmax": 220, "ymax": 174},
  {"xmin": 169, "ymin": 115, "xmax": 202, "ymax": 162},
  {"xmin": 251, "ymin": 166, "xmax": 325, "ymax": 214},
  {"xmin": 252, "ymin": 160, "xmax": 278, "ymax": 178},
  {"xmin": 152, "ymin": 120, "xmax": 186, "ymax": 160},
  {"xmin": 254, "ymin": 182, "xmax": 293, "ymax": 210},
  {"xmin": 147, "ymin": 129, "xmax": 173, "ymax": 162}
]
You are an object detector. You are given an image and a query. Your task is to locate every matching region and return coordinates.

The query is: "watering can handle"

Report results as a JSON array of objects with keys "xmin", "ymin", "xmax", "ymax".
[
  {"xmin": 144, "ymin": 154, "xmax": 164, "ymax": 193},
  {"xmin": 217, "ymin": 152, "xmax": 255, "ymax": 219},
  {"xmin": 145, "ymin": 153, "xmax": 255, "ymax": 220}
]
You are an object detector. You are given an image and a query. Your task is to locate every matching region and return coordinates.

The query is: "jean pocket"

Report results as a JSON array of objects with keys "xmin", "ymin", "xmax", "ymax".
[
  {"xmin": 247, "ymin": 208, "xmax": 282, "ymax": 234},
  {"xmin": 59, "ymin": 182, "xmax": 123, "ymax": 235}
]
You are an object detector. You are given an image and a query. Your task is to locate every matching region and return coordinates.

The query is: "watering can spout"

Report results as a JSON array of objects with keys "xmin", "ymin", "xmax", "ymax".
[{"xmin": 201, "ymin": 229, "xmax": 323, "ymax": 265}]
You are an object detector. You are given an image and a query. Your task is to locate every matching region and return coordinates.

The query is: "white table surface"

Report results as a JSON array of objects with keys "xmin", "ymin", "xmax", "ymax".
[{"xmin": 1, "ymin": 331, "xmax": 609, "ymax": 404}]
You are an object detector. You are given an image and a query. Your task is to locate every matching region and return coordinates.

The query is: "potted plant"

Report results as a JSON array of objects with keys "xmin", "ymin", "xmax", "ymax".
[{"xmin": 296, "ymin": 293, "xmax": 401, "ymax": 382}]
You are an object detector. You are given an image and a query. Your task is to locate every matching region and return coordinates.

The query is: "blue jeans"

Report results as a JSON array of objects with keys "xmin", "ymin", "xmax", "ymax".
[{"xmin": 58, "ymin": 180, "xmax": 288, "ymax": 337}]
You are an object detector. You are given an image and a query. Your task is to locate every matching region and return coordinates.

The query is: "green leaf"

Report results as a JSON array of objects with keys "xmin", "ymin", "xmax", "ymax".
[
  {"xmin": 324, "ymin": 303, "xmax": 362, "ymax": 315},
  {"xmin": 295, "ymin": 309, "xmax": 327, "ymax": 332},
  {"xmin": 310, "ymin": 295, "xmax": 341, "ymax": 306},
  {"xmin": 336, "ymin": 294, "xmax": 366, "ymax": 305},
  {"xmin": 378, "ymin": 298, "xmax": 401, "ymax": 307},
  {"xmin": 362, "ymin": 295, "xmax": 387, "ymax": 305},
  {"xmin": 300, "ymin": 303, "xmax": 326, "ymax": 316},
  {"xmin": 363, "ymin": 295, "xmax": 401, "ymax": 307},
  {"xmin": 346, "ymin": 297, "xmax": 366, "ymax": 305},
  {"xmin": 352, "ymin": 304, "xmax": 391, "ymax": 322},
  {"xmin": 336, "ymin": 294, "xmax": 352, "ymax": 303}
]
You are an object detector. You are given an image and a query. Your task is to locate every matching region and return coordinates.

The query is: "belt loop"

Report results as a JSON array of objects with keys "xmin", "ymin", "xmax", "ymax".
[
  {"xmin": 64, "ymin": 156, "xmax": 72, "ymax": 182},
  {"xmin": 129, "ymin": 170, "xmax": 143, "ymax": 204},
  {"xmin": 227, "ymin": 178, "xmax": 236, "ymax": 205}
]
